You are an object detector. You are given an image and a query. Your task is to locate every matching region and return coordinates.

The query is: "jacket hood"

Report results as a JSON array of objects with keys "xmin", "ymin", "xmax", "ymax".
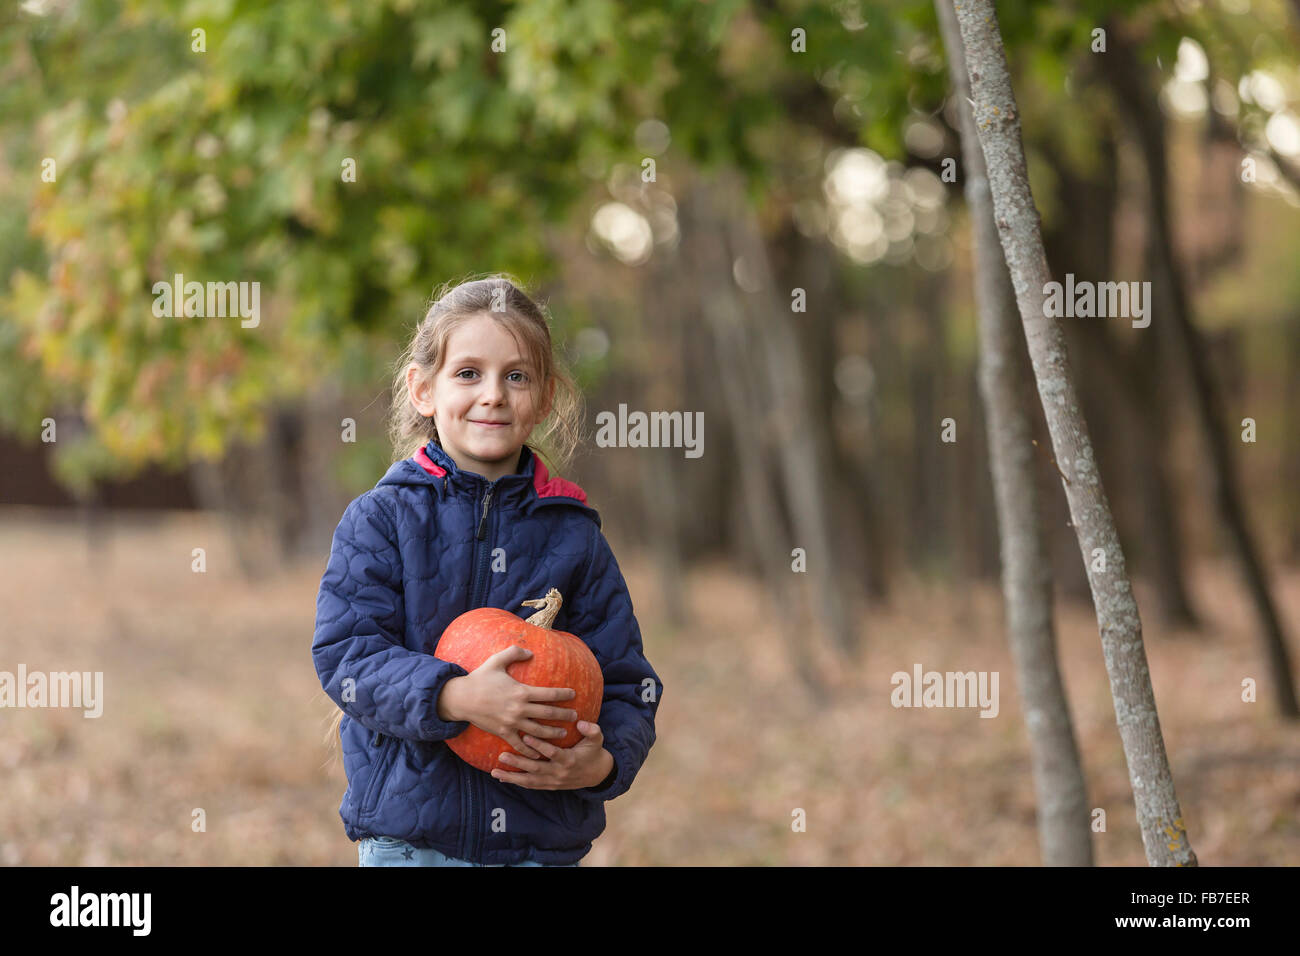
[{"xmin": 376, "ymin": 440, "xmax": 600, "ymax": 526}]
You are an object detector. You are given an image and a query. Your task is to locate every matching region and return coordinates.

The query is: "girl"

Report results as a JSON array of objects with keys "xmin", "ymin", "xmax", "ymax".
[{"xmin": 312, "ymin": 275, "xmax": 662, "ymax": 867}]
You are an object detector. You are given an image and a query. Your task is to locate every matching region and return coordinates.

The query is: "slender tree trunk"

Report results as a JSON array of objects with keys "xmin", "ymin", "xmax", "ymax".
[
  {"xmin": 937, "ymin": 0, "xmax": 1093, "ymax": 866},
  {"xmin": 833, "ymin": 305, "xmax": 893, "ymax": 601},
  {"xmin": 1106, "ymin": 27, "xmax": 1300, "ymax": 717},
  {"xmin": 910, "ymin": 272, "xmax": 951, "ymax": 576},
  {"xmin": 267, "ymin": 405, "xmax": 304, "ymax": 561},
  {"xmin": 784, "ymin": 223, "xmax": 886, "ymax": 602},
  {"xmin": 716, "ymin": 173, "xmax": 858, "ymax": 657},
  {"xmin": 684, "ymin": 180, "xmax": 827, "ymax": 697},
  {"xmin": 857, "ymin": 283, "xmax": 901, "ymax": 599},
  {"xmin": 188, "ymin": 448, "xmax": 265, "ymax": 580},
  {"xmin": 641, "ymin": 448, "xmax": 687, "ymax": 630},
  {"xmin": 961, "ymin": 361, "xmax": 1001, "ymax": 582},
  {"xmin": 1037, "ymin": 132, "xmax": 1198, "ymax": 626},
  {"xmin": 677, "ymin": 278, "xmax": 741, "ymax": 564},
  {"xmin": 639, "ymin": 259, "xmax": 688, "ymax": 630},
  {"xmin": 950, "ymin": 0, "xmax": 1197, "ymax": 866},
  {"xmin": 1285, "ymin": 325, "xmax": 1300, "ymax": 563},
  {"xmin": 297, "ymin": 382, "xmax": 353, "ymax": 561},
  {"xmin": 1127, "ymin": 375, "xmax": 1201, "ymax": 630}
]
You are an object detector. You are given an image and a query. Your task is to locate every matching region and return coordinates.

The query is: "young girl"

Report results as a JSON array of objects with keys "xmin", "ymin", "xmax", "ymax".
[{"xmin": 312, "ymin": 275, "xmax": 662, "ymax": 867}]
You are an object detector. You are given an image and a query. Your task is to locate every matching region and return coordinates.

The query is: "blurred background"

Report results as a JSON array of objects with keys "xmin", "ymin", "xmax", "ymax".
[{"xmin": 1, "ymin": 0, "xmax": 1298, "ymax": 865}]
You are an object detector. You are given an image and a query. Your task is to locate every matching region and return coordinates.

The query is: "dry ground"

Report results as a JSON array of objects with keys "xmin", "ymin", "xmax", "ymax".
[{"xmin": 1, "ymin": 507, "xmax": 1296, "ymax": 865}]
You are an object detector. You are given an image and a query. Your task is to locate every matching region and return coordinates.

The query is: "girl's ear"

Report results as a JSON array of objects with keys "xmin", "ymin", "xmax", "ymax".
[
  {"xmin": 538, "ymin": 377, "xmax": 555, "ymax": 421},
  {"xmin": 407, "ymin": 363, "xmax": 436, "ymax": 416}
]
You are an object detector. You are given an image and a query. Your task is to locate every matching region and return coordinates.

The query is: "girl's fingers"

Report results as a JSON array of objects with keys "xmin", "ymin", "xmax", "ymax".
[
  {"xmin": 490, "ymin": 645, "xmax": 532, "ymax": 666},
  {"xmin": 521, "ymin": 733, "xmax": 556, "ymax": 758},
  {"xmin": 524, "ymin": 685, "xmax": 575, "ymax": 701},
  {"xmin": 509, "ymin": 735, "xmax": 541, "ymax": 759},
  {"xmin": 522, "ymin": 713, "xmax": 567, "ymax": 738}
]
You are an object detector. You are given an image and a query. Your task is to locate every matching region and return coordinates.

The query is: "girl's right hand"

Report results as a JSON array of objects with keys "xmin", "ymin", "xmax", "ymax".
[{"xmin": 442, "ymin": 645, "xmax": 577, "ymax": 760}]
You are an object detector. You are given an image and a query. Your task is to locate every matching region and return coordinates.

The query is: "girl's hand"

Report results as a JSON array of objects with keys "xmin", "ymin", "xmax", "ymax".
[
  {"xmin": 491, "ymin": 721, "xmax": 613, "ymax": 790},
  {"xmin": 449, "ymin": 644, "xmax": 577, "ymax": 760}
]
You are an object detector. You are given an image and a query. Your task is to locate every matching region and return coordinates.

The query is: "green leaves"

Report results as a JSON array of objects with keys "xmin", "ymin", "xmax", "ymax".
[{"xmin": 4, "ymin": 0, "xmax": 1297, "ymax": 491}]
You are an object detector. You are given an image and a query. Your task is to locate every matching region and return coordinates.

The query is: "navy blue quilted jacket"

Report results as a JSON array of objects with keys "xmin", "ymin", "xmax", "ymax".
[{"xmin": 312, "ymin": 439, "xmax": 661, "ymax": 865}]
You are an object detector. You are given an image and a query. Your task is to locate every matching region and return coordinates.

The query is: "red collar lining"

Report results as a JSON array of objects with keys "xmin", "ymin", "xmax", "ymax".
[{"xmin": 411, "ymin": 446, "xmax": 588, "ymax": 504}]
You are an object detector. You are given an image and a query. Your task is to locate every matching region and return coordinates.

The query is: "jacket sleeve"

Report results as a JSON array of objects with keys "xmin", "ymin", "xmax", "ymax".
[
  {"xmin": 565, "ymin": 522, "xmax": 662, "ymax": 802},
  {"xmin": 312, "ymin": 491, "xmax": 472, "ymax": 743}
]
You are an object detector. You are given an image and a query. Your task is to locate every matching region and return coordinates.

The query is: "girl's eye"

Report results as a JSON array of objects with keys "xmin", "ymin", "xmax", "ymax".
[{"xmin": 453, "ymin": 368, "xmax": 527, "ymax": 382}]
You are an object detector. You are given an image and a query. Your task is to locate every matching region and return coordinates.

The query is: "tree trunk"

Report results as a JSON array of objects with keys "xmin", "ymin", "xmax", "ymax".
[
  {"xmin": 963, "ymin": 363, "xmax": 1002, "ymax": 583},
  {"xmin": 1037, "ymin": 130, "xmax": 1198, "ymax": 627},
  {"xmin": 909, "ymin": 272, "xmax": 951, "ymax": 576},
  {"xmin": 936, "ymin": 0, "xmax": 1093, "ymax": 866},
  {"xmin": 295, "ymin": 382, "xmax": 354, "ymax": 561},
  {"xmin": 784, "ymin": 222, "xmax": 887, "ymax": 602},
  {"xmin": 639, "ymin": 258, "xmax": 688, "ymax": 631},
  {"xmin": 950, "ymin": 0, "xmax": 1197, "ymax": 866},
  {"xmin": 188, "ymin": 447, "xmax": 266, "ymax": 580},
  {"xmin": 1285, "ymin": 324, "xmax": 1300, "ymax": 563},
  {"xmin": 1105, "ymin": 26, "xmax": 1300, "ymax": 718},
  {"xmin": 684, "ymin": 180, "xmax": 827, "ymax": 697},
  {"xmin": 1125, "ymin": 351, "xmax": 1201, "ymax": 631},
  {"xmin": 716, "ymin": 173, "xmax": 858, "ymax": 657}
]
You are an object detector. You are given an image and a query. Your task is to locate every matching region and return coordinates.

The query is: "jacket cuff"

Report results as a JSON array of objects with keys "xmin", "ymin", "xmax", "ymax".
[
  {"xmin": 573, "ymin": 740, "xmax": 627, "ymax": 801},
  {"xmin": 418, "ymin": 714, "xmax": 472, "ymax": 741},
  {"xmin": 415, "ymin": 663, "xmax": 471, "ymax": 741},
  {"xmin": 589, "ymin": 759, "xmax": 618, "ymax": 791}
]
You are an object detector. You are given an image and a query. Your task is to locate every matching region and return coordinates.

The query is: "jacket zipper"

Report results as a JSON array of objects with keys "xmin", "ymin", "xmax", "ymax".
[
  {"xmin": 466, "ymin": 480, "xmax": 496, "ymax": 862},
  {"xmin": 457, "ymin": 757, "xmax": 469, "ymax": 859},
  {"xmin": 476, "ymin": 487, "xmax": 493, "ymax": 539},
  {"xmin": 431, "ymin": 465, "xmax": 597, "ymax": 860}
]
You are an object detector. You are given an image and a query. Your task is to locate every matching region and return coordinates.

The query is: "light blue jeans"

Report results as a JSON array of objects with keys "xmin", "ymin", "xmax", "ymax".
[{"xmin": 358, "ymin": 836, "xmax": 580, "ymax": 867}]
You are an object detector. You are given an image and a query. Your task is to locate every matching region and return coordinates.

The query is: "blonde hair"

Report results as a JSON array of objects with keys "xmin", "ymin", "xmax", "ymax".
[
  {"xmin": 322, "ymin": 273, "xmax": 585, "ymax": 763},
  {"xmin": 387, "ymin": 272, "xmax": 583, "ymax": 471}
]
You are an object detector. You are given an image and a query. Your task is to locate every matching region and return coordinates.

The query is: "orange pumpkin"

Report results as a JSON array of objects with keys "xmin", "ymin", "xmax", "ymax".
[{"xmin": 434, "ymin": 589, "xmax": 603, "ymax": 775}]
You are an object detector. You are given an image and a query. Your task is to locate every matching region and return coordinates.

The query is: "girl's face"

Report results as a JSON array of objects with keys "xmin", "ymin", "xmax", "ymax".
[{"xmin": 407, "ymin": 312, "xmax": 553, "ymax": 483}]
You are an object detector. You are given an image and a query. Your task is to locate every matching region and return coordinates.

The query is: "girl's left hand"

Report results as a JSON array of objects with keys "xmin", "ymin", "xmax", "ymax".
[{"xmin": 491, "ymin": 721, "xmax": 612, "ymax": 790}]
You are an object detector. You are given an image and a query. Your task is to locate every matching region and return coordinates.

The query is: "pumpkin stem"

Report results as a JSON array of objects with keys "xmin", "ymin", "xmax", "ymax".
[{"xmin": 521, "ymin": 588, "xmax": 563, "ymax": 629}]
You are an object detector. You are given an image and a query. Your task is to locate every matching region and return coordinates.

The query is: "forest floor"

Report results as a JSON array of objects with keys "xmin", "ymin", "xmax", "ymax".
[{"xmin": 1, "ymin": 506, "xmax": 1297, "ymax": 866}]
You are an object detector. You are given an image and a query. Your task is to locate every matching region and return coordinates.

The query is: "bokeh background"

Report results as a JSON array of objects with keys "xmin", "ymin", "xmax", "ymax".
[{"xmin": 1, "ymin": 0, "xmax": 1298, "ymax": 865}]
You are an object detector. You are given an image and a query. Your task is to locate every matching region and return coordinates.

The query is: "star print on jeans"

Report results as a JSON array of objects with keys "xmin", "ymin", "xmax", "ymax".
[{"xmin": 401, "ymin": 845, "xmax": 414, "ymax": 860}]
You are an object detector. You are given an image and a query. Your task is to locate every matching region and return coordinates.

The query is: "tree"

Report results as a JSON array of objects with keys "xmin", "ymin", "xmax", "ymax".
[
  {"xmin": 935, "ymin": 0, "xmax": 1093, "ymax": 867},
  {"xmin": 949, "ymin": 0, "xmax": 1197, "ymax": 866},
  {"xmin": 684, "ymin": 174, "xmax": 828, "ymax": 696},
  {"xmin": 1102, "ymin": 23, "xmax": 1299, "ymax": 718}
]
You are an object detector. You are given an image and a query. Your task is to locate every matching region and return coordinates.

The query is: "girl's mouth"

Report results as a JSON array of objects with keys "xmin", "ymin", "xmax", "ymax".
[{"xmin": 471, "ymin": 420, "xmax": 510, "ymax": 428}]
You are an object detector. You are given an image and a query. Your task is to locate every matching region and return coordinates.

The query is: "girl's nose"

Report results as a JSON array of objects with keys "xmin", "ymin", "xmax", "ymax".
[{"xmin": 481, "ymin": 375, "xmax": 507, "ymax": 403}]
